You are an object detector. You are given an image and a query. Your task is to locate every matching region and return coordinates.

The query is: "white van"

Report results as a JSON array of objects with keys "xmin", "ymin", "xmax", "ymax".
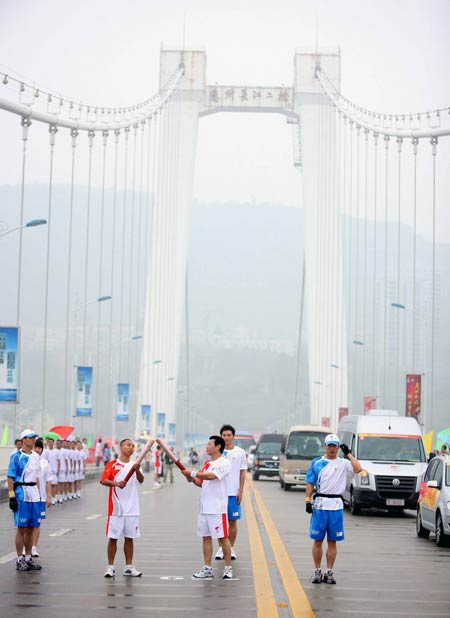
[{"xmin": 338, "ymin": 410, "xmax": 427, "ymax": 514}]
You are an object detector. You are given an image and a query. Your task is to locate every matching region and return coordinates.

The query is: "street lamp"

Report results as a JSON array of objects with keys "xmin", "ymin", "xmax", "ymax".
[
  {"xmin": 131, "ymin": 335, "xmax": 143, "ymax": 341},
  {"xmin": 391, "ymin": 301, "xmax": 428, "ymax": 428},
  {"xmin": 0, "ymin": 218, "xmax": 47, "ymax": 239},
  {"xmin": 353, "ymin": 339, "xmax": 364, "ymax": 346},
  {"xmin": 75, "ymin": 295, "xmax": 112, "ymax": 314}
]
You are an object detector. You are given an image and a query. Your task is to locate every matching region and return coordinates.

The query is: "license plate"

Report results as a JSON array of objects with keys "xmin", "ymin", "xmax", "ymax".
[{"xmin": 386, "ymin": 499, "xmax": 404, "ymax": 506}]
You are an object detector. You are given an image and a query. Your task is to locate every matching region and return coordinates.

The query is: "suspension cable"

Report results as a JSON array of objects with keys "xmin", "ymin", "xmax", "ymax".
[
  {"xmin": 41, "ymin": 124, "xmax": 58, "ymax": 433},
  {"xmin": 62, "ymin": 129, "xmax": 79, "ymax": 424},
  {"xmin": 316, "ymin": 67, "xmax": 450, "ymax": 139}
]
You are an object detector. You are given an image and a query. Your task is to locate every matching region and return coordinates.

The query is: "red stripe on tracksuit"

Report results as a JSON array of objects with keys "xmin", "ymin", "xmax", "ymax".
[{"xmin": 222, "ymin": 513, "xmax": 228, "ymax": 538}]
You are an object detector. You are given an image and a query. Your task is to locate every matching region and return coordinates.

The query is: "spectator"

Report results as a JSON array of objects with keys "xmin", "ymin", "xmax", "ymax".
[
  {"xmin": 95, "ymin": 439, "xmax": 103, "ymax": 467},
  {"xmin": 103, "ymin": 443, "xmax": 111, "ymax": 466},
  {"xmin": 163, "ymin": 447, "xmax": 175, "ymax": 483}
]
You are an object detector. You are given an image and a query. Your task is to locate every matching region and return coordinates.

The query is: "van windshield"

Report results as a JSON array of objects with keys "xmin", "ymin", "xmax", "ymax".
[
  {"xmin": 258, "ymin": 441, "xmax": 283, "ymax": 455},
  {"xmin": 357, "ymin": 435, "xmax": 426, "ymax": 462},
  {"xmin": 286, "ymin": 432, "xmax": 326, "ymax": 460}
]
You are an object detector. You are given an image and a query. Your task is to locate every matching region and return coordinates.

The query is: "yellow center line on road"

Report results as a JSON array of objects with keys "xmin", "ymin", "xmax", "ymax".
[
  {"xmin": 250, "ymin": 481, "xmax": 315, "ymax": 618},
  {"xmin": 244, "ymin": 488, "xmax": 279, "ymax": 618}
]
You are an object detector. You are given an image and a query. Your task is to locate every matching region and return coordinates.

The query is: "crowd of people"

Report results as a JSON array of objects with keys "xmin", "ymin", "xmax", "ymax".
[
  {"xmin": 7, "ymin": 430, "xmax": 88, "ymax": 571},
  {"xmin": 6, "ymin": 424, "xmax": 364, "ymax": 586}
]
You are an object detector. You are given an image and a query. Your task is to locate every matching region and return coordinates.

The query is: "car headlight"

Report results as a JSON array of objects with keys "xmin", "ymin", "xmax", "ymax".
[{"xmin": 360, "ymin": 469, "xmax": 370, "ymax": 486}]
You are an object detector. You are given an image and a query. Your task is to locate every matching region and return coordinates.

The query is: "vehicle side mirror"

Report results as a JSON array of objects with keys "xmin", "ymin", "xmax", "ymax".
[
  {"xmin": 280, "ymin": 442, "xmax": 286, "ymax": 454},
  {"xmin": 427, "ymin": 480, "xmax": 440, "ymax": 489},
  {"xmin": 249, "ymin": 446, "xmax": 256, "ymax": 454}
]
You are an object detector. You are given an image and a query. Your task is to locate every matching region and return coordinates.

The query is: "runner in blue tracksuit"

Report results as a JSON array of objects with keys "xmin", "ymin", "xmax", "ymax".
[
  {"xmin": 305, "ymin": 433, "xmax": 362, "ymax": 585},
  {"xmin": 7, "ymin": 429, "xmax": 43, "ymax": 571}
]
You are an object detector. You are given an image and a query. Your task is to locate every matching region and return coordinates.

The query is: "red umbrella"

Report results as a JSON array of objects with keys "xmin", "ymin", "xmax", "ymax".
[{"xmin": 49, "ymin": 425, "xmax": 75, "ymax": 440}]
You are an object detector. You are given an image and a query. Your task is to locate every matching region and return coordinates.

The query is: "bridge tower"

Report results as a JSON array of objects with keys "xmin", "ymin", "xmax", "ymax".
[{"xmin": 139, "ymin": 48, "xmax": 347, "ymax": 437}]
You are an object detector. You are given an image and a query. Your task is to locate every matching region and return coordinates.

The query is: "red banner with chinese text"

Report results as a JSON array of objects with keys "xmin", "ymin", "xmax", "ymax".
[
  {"xmin": 364, "ymin": 396, "xmax": 377, "ymax": 414},
  {"xmin": 338, "ymin": 407, "xmax": 348, "ymax": 422},
  {"xmin": 406, "ymin": 374, "xmax": 421, "ymax": 419}
]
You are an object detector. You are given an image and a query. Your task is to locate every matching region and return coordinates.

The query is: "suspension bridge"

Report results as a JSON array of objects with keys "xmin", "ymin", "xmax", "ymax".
[{"xmin": 0, "ymin": 48, "xmax": 449, "ymax": 445}]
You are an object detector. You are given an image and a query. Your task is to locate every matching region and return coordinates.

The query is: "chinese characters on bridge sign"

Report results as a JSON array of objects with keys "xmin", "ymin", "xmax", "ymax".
[
  {"xmin": 206, "ymin": 85, "xmax": 293, "ymax": 110},
  {"xmin": 116, "ymin": 383, "xmax": 129, "ymax": 421},
  {"xmin": 76, "ymin": 366, "xmax": 92, "ymax": 417},
  {"xmin": 406, "ymin": 374, "xmax": 421, "ymax": 419},
  {"xmin": 0, "ymin": 326, "xmax": 19, "ymax": 403}
]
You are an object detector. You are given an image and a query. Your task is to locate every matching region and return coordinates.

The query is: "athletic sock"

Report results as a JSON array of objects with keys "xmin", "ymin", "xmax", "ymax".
[{"xmin": 25, "ymin": 555, "xmax": 31, "ymax": 561}]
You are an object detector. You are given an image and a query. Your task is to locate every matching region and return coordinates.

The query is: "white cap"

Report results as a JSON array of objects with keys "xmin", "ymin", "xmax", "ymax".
[
  {"xmin": 324, "ymin": 433, "xmax": 340, "ymax": 445},
  {"xmin": 20, "ymin": 429, "xmax": 38, "ymax": 439}
]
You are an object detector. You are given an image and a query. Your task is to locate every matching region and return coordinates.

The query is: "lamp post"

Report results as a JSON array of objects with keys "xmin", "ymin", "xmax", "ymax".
[
  {"xmin": 391, "ymin": 302, "xmax": 428, "ymax": 429},
  {"xmin": 3, "ymin": 218, "xmax": 47, "ymax": 441},
  {"xmin": 0, "ymin": 218, "xmax": 47, "ymax": 239},
  {"xmin": 72, "ymin": 295, "xmax": 111, "ymax": 437}
]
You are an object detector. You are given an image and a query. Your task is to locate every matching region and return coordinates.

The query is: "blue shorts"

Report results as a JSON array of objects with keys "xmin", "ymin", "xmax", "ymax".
[
  {"xmin": 14, "ymin": 501, "xmax": 41, "ymax": 528},
  {"xmin": 39, "ymin": 501, "xmax": 47, "ymax": 520},
  {"xmin": 309, "ymin": 509, "xmax": 344, "ymax": 542},
  {"xmin": 228, "ymin": 496, "xmax": 242, "ymax": 521}
]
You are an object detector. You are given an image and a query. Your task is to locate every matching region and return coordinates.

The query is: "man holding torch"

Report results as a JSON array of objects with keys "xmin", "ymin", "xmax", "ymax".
[
  {"xmin": 100, "ymin": 436, "xmax": 153, "ymax": 578},
  {"xmin": 181, "ymin": 435, "xmax": 234, "ymax": 580}
]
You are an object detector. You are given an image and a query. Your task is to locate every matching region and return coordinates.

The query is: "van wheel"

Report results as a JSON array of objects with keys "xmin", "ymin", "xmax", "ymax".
[
  {"xmin": 435, "ymin": 512, "xmax": 450, "ymax": 547},
  {"xmin": 252, "ymin": 471, "xmax": 259, "ymax": 481},
  {"xmin": 416, "ymin": 508, "xmax": 430, "ymax": 538},
  {"xmin": 350, "ymin": 490, "xmax": 361, "ymax": 515},
  {"xmin": 284, "ymin": 483, "xmax": 291, "ymax": 491}
]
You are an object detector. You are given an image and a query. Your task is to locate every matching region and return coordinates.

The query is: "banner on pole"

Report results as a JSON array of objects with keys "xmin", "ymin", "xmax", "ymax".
[
  {"xmin": 338, "ymin": 407, "xmax": 348, "ymax": 422},
  {"xmin": 364, "ymin": 396, "xmax": 377, "ymax": 414},
  {"xmin": 406, "ymin": 374, "xmax": 421, "ymax": 419},
  {"xmin": 321, "ymin": 416, "xmax": 330, "ymax": 428},
  {"xmin": 157, "ymin": 413, "xmax": 166, "ymax": 438},
  {"xmin": 116, "ymin": 383, "xmax": 129, "ymax": 421},
  {"xmin": 141, "ymin": 405, "xmax": 151, "ymax": 434},
  {"xmin": 0, "ymin": 326, "xmax": 19, "ymax": 403},
  {"xmin": 168, "ymin": 423, "xmax": 176, "ymax": 445},
  {"xmin": 76, "ymin": 366, "xmax": 93, "ymax": 417}
]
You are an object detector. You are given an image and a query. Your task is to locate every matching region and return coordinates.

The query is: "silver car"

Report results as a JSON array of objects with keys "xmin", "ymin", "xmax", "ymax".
[{"xmin": 416, "ymin": 454, "xmax": 450, "ymax": 547}]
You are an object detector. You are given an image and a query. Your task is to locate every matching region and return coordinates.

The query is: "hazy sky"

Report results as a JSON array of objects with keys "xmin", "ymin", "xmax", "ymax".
[{"xmin": 1, "ymin": 0, "xmax": 449, "ymax": 235}]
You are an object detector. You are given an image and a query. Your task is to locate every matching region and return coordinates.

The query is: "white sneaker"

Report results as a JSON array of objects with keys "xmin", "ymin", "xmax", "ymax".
[
  {"xmin": 193, "ymin": 566, "xmax": 214, "ymax": 579},
  {"xmin": 123, "ymin": 566, "xmax": 142, "ymax": 577},
  {"xmin": 104, "ymin": 565, "xmax": 115, "ymax": 578},
  {"xmin": 152, "ymin": 482, "xmax": 161, "ymax": 489},
  {"xmin": 31, "ymin": 546, "xmax": 39, "ymax": 558},
  {"xmin": 222, "ymin": 566, "xmax": 234, "ymax": 579},
  {"xmin": 215, "ymin": 547, "xmax": 224, "ymax": 560},
  {"xmin": 230, "ymin": 547, "xmax": 237, "ymax": 560}
]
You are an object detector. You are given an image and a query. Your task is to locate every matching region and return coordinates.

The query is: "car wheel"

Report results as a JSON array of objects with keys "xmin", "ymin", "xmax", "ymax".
[
  {"xmin": 416, "ymin": 508, "xmax": 430, "ymax": 538},
  {"xmin": 350, "ymin": 489, "xmax": 361, "ymax": 515},
  {"xmin": 435, "ymin": 512, "xmax": 450, "ymax": 547},
  {"xmin": 284, "ymin": 483, "xmax": 291, "ymax": 491},
  {"xmin": 252, "ymin": 471, "xmax": 259, "ymax": 481}
]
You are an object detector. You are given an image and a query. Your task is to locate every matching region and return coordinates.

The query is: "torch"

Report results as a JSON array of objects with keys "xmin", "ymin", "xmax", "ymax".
[
  {"xmin": 123, "ymin": 436, "xmax": 155, "ymax": 483},
  {"xmin": 156, "ymin": 438, "xmax": 186, "ymax": 471}
]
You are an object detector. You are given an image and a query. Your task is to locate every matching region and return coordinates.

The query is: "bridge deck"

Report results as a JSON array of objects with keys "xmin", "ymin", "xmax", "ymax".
[{"xmin": 0, "ymin": 473, "xmax": 449, "ymax": 618}]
